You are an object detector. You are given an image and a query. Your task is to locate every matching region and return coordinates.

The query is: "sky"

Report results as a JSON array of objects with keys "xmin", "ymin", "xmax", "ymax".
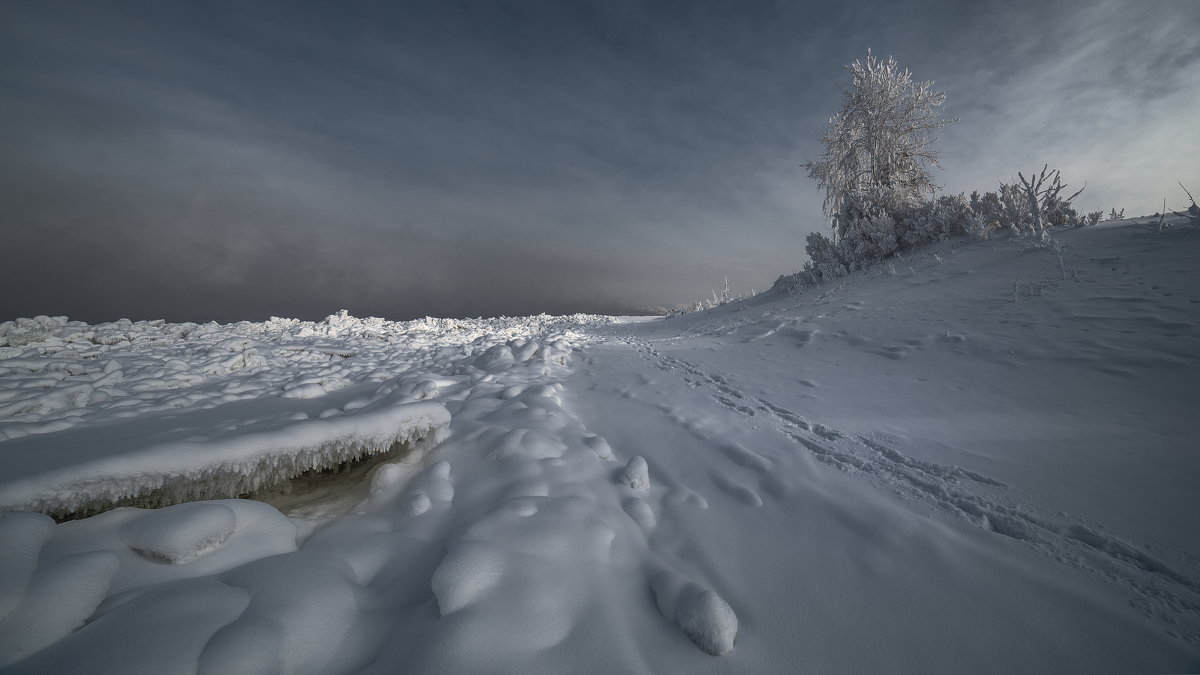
[{"xmin": 2, "ymin": 0, "xmax": 1198, "ymax": 323}]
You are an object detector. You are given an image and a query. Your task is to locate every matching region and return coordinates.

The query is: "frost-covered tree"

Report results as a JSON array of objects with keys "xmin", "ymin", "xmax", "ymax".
[{"xmin": 805, "ymin": 50, "xmax": 956, "ymax": 239}]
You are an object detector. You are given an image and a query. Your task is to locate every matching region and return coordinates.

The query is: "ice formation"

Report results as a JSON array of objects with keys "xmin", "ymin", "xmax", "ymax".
[{"xmin": 0, "ymin": 400, "xmax": 449, "ymax": 519}]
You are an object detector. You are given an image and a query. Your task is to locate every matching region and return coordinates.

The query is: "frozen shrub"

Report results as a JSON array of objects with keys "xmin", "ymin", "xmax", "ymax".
[
  {"xmin": 833, "ymin": 187, "xmax": 908, "ymax": 241},
  {"xmin": 967, "ymin": 167, "xmax": 1088, "ymax": 240},
  {"xmin": 839, "ymin": 216, "xmax": 900, "ymax": 270},
  {"xmin": 666, "ymin": 278, "xmax": 756, "ymax": 316},
  {"xmin": 974, "ymin": 186, "xmax": 1026, "ymax": 229},
  {"xmin": 771, "ymin": 270, "xmax": 816, "ymax": 296},
  {"xmin": 804, "ymin": 231, "xmax": 849, "ymax": 280},
  {"xmin": 964, "ymin": 210, "xmax": 992, "ymax": 241},
  {"xmin": 969, "ymin": 183, "xmax": 1039, "ymax": 237},
  {"xmin": 897, "ymin": 193, "xmax": 971, "ymax": 247},
  {"xmin": 997, "ymin": 183, "xmax": 1032, "ymax": 235},
  {"xmin": 1014, "ymin": 165, "xmax": 1086, "ymax": 240},
  {"xmin": 711, "ymin": 277, "xmax": 732, "ymax": 306},
  {"xmin": 968, "ymin": 190, "xmax": 1004, "ymax": 239},
  {"xmin": 1173, "ymin": 182, "xmax": 1200, "ymax": 226}
]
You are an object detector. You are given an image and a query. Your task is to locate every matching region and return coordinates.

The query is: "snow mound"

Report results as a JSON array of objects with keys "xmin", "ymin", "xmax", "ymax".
[
  {"xmin": 119, "ymin": 502, "xmax": 236, "ymax": 564},
  {"xmin": 0, "ymin": 541, "xmax": 120, "ymax": 667},
  {"xmin": 475, "ymin": 344, "xmax": 515, "ymax": 372},
  {"xmin": 582, "ymin": 434, "xmax": 615, "ymax": 460},
  {"xmin": 42, "ymin": 500, "xmax": 298, "ymax": 597},
  {"xmin": 404, "ymin": 493, "xmax": 432, "ymax": 516},
  {"xmin": 622, "ymin": 497, "xmax": 656, "ymax": 529},
  {"xmin": 617, "ymin": 455, "xmax": 651, "ymax": 491},
  {"xmin": 198, "ymin": 552, "xmax": 366, "ymax": 675},
  {"xmin": 651, "ymin": 570, "xmax": 738, "ymax": 656},
  {"xmin": 0, "ymin": 513, "xmax": 57, "ymax": 622}
]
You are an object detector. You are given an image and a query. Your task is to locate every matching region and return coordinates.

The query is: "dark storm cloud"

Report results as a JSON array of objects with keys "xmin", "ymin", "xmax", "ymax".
[{"xmin": 2, "ymin": 0, "xmax": 1196, "ymax": 323}]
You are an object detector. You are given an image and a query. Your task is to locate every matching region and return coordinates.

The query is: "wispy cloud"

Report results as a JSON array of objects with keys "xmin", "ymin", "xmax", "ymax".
[{"xmin": 2, "ymin": 0, "xmax": 1196, "ymax": 321}]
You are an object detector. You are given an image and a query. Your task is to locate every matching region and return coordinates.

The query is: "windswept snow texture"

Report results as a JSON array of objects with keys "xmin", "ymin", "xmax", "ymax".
[{"xmin": 2, "ymin": 219, "xmax": 1200, "ymax": 672}]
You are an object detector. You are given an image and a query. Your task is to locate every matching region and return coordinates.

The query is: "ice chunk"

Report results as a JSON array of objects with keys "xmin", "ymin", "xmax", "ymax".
[
  {"xmin": 3, "ymin": 319, "xmax": 51, "ymax": 347},
  {"xmin": 618, "ymin": 456, "xmax": 651, "ymax": 491},
  {"xmin": 120, "ymin": 502, "xmax": 236, "ymax": 564}
]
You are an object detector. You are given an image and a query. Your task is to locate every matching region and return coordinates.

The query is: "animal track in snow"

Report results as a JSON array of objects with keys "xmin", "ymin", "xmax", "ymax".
[{"xmin": 624, "ymin": 336, "xmax": 1200, "ymax": 641}]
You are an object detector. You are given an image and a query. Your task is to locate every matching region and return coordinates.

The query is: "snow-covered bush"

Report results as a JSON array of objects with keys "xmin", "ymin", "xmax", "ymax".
[
  {"xmin": 770, "ymin": 270, "xmax": 816, "ymax": 296},
  {"xmin": 666, "ymin": 278, "xmax": 755, "ymax": 316},
  {"xmin": 1173, "ymin": 182, "xmax": 1200, "ymax": 226},
  {"xmin": 831, "ymin": 186, "xmax": 906, "ymax": 241},
  {"xmin": 964, "ymin": 211, "xmax": 992, "ymax": 240},
  {"xmin": 1106, "ymin": 208, "xmax": 1125, "ymax": 221},
  {"xmin": 1012, "ymin": 165, "xmax": 1086, "ymax": 241},
  {"xmin": 997, "ymin": 183, "xmax": 1032, "ymax": 234},
  {"xmin": 968, "ymin": 186, "xmax": 1029, "ymax": 235},
  {"xmin": 968, "ymin": 190, "xmax": 1004, "ymax": 240},
  {"xmin": 711, "ymin": 277, "xmax": 733, "ymax": 306},
  {"xmin": 839, "ymin": 216, "xmax": 900, "ymax": 270},
  {"xmin": 966, "ymin": 168, "xmax": 1089, "ymax": 240},
  {"xmin": 803, "ymin": 231, "xmax": 849, "ymax": 280},
  {"xmin": 801, "ymin": 192, "xmax": 970, "ymax": 282},
  {"xmin": 897, "ymin": 193, "xmax": 971, "ymax": 247}
]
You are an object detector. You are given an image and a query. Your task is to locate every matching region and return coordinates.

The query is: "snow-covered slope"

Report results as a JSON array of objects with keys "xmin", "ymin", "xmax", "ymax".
[{"xmin": 1, "ymin": 218, "xmax": 1197, "ymax": 672}]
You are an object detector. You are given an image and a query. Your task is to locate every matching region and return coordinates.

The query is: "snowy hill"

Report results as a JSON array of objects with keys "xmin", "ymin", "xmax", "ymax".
[{"xmin": 1, "ymin": 218, "xmax": 1198, "ymax": 672}]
